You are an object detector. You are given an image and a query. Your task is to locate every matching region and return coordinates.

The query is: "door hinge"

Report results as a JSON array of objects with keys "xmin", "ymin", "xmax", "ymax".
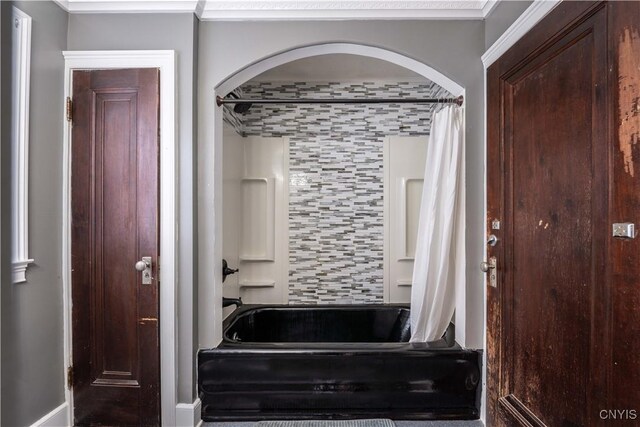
[
  {"xmin": 67, "ymin": 365, "xmax": 74, "ymax": 389},
  {"xmin": 66, "ymin": 97, "xmax": 73, "ymax": 123}
]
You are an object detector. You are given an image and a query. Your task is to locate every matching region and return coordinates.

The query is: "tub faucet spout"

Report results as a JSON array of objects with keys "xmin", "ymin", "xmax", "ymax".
[{"xmin": 222, "ymin": 297, "xmax": 243, "ymax": 308}]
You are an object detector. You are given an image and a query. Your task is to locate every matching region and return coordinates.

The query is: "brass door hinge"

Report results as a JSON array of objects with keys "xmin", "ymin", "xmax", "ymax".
[
  {"xmin": 67, "ymin": 365, "xmax": 74, "ymax": 389},
  {"xmin": 66, "ymin": 97, "xmax": 73, "ymax": 123}
]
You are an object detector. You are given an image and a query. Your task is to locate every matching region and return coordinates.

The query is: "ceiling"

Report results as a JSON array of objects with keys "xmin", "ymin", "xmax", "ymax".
[
  {"xmin": 53, "ymin": 0, "xmax": 499, "ymax": 20},
  {"xmin": 250, "ymin": 54, "xmax": 427, "ymax": 82}
]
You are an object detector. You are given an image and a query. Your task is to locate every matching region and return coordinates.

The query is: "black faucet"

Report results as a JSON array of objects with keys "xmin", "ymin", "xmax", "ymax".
[
  {"xmin": 222, "ymin": 297, "xmax": 243, "ymax": 308},
  {"xmin": 222, "ymin": 259, "xmax": 239, "ymax": 283}
]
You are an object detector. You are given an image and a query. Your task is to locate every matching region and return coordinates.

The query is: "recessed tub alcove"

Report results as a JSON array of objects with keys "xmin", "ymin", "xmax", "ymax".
[{"xmin": 198, "ymin": 304, "xmax": 481, "ymax": 421}]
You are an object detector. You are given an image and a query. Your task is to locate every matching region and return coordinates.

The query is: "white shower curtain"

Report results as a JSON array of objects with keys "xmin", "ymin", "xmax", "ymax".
[{"xmin": 410, "ymin": 105, "xmax": 465, "ymax": 343}]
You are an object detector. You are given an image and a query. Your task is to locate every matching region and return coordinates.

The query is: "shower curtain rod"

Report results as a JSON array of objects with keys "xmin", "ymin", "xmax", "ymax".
[{"xmin": 215, "ymin": 94, "xmax": 464, "ymax": 107}]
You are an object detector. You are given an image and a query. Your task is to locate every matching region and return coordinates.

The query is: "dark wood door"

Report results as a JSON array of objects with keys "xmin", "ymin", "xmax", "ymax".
[
  {"xmin": 487, "ymin": 1, "xmax": 640, "ymax": 426},
  {"xmin": 71, "ymin": 68, "xmax": 160, "ymax": 426}
]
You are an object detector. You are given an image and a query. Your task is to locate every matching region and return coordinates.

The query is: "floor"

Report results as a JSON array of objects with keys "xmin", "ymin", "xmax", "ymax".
[{"xmin": 206, "ymin": 422, "xmax": 484, "ymax": 427}]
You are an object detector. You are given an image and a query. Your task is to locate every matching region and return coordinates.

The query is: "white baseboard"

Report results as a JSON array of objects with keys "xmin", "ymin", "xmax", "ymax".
[
  {"xmin": 30, "ymin": 402, "xmax": 70, "ymax": 427},
  {"xmin": 27, "ymin": 399, "xmax": 201, "ymax": 427},
  {"xmin": 176, "ymin": 398, "xmax": 202, "ymax": 427}
]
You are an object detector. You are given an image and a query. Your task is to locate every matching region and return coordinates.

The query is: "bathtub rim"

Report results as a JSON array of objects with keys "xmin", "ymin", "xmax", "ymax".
[{"xmin": 219, "ymin": 303, "xmax": 458, "ymax": 349}]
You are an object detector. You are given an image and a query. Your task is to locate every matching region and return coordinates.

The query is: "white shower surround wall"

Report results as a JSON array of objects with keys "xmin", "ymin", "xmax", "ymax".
[{"xmin": 225, "ymin": 80, "xmax": 451, "ymax": 303}]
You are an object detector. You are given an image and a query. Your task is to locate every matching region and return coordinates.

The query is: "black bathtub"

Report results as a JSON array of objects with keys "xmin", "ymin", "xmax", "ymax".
[{"xmin": 198, "ymin": 304, "xmax": 481, "ymax": 421}]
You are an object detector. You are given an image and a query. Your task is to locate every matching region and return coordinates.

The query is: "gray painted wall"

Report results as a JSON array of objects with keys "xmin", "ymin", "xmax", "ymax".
[
  {"xmin": 0, "ymin": 2, "xmax": 532, "ymax": 423},
  {"xmin": 67, "ymin": 13, "xmax": 200, "ymax": 404},
  {"xmin": 484, "ymin": 0, "xmax": 533, "ymax": 50},
  {"xmin": 198, "ymin": 20, "xmax": 487, "ymax": 349},
  {"xmin": 1, "ymin": 1, "xmax": 68, "ymax": 426}
]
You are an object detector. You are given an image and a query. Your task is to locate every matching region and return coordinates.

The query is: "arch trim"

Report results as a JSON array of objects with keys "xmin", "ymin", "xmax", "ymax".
[{"xmin": 216, "ymin": 42, "xmax": 464, "ymax": 96}]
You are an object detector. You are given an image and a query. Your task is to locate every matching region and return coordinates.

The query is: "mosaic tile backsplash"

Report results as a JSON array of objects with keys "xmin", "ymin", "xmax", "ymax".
[{"xmin": 224, "ymin": 81, "xmax": 451, "ymax": 304}]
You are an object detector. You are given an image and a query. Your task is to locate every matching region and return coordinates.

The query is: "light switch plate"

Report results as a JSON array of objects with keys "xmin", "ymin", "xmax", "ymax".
[{"xmin": 612, "ymin": 223, "xmax": 635, "ymax": 239}]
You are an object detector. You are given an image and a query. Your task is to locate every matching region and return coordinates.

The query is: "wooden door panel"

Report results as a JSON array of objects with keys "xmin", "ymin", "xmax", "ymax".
[
  {"xmin": 72, "ymin": 68, "xmax": 160, "ymax": 426},
  {"xmin": 506, "ymin": 27, "xmax": 599, "ymax": 426},
  {"xmin": 94, "ymin": 91, "xmax": 140, "ymax": 387},
  {"xmin": 487, "ymin": 2, "xmax": 611, "ymax": 427}
]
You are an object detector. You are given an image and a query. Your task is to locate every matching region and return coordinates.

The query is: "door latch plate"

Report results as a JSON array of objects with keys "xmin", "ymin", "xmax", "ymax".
[
  {"xmin": 481, "ymin": 256, "xmax": 498, "ymax": 288},
  {"xmin": 612, "ymin": 223, "xmax": 635, "ymax": 239},
  {"xmin": 140, "ymin": 256, "xmax": 152, "ymax": 284}
]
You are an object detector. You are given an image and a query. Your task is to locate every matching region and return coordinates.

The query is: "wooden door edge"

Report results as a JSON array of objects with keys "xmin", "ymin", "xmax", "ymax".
[{"xmin": 498, "ymin": 394, "xmax": 548, "ymax": 427}]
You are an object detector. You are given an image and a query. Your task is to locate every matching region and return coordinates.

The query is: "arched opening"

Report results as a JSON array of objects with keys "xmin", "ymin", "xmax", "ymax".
[
  {"xmin": 200, "ymin": 42, "xmax": 468, "ymax": 349},
  {"xmin": 215, "ymin": 42, "xmax": 464, "ymax": 98}
]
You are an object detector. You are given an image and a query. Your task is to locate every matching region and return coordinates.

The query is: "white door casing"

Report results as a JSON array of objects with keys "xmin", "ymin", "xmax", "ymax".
[{"xmin": 61, "ymin": 50, "xmax": 178, "ymax": 427}]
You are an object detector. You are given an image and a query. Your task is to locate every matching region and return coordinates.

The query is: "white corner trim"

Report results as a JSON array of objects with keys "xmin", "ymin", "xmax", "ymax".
[
  {"xmin": 53, "ymin": 0, "xmax": 70, "ymax": 12},
  {"xmin": 61, "ymin": 50, "xmax": 178, "ymax": 427},
  {"xmin": 11, "ymin": 7, "xmax": 33, "ymax": 284},
  {"xmin": 195, "ymin": 0, "xmax": 207, "ymax": 17},
  {"xmin": 482, "ymin": 0, "xmax": 562, "ymax": 68},
  {"xmin": 54, "ymin": 0, "xmax": 501, "ymax": 19},
  {"xmin": 176, "ymin": 399, "xmax": 202, "ymax": 427},
  {"xmin": 29, "ymin": 402, "xmax": 70, "ymax": 427},
  {"xmin": 481, "ymin": 0, "xmax": 499, "ymax": 18}
]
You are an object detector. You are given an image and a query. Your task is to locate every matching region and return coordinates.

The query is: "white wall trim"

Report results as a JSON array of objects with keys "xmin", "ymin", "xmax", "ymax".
[
  {"xmin": 481, "ymin": 0, "xmax": 562, "ymax": 68},
  {"xmin": 53, "ymin": 0, "xmax": 500, "ymax": 20},
  {"xmin": 61, "ymin": 50, "xmax": 178, "ymax": 427},
  {"xmin": 29, "ymin": 402, "xmax": 70, "ymax": 427},
  {"xmin": 176, "ymin": 398, "xmax": 202, "ymax": 427},
  {"xmin": 11, "ymin": 6, "xmax": 33, "ymax": 284},
  {"xmin": 201, "ymin": 42, "xmax": 465, "ymax": 348}
]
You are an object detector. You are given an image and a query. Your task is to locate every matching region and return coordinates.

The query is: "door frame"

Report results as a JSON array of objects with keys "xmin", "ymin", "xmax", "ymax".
[{"xmin": 61, "ymin": 50, "xmax": 177, "ymax": 426}]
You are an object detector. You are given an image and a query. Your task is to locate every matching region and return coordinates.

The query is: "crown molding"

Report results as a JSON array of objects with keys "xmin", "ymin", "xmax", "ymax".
[
  {"xmin": 53, "ymin": 0, "xmax": 199, "ymax": 13},
  {"xmin": 482, "ymin": 0, "xmax": 561, "ymax": 68},
  {"xmin": 200, "ymin": 1, "xmax": 491, "ymax": 20},
  {"xmin": 54, "ymin": 0, "xmax": 502, "ymax": 20}
]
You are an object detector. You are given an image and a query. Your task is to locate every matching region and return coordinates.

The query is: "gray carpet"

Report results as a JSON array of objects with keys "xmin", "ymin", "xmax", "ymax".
[
  {"xmin": 256, "ymin": 421, "xmax": 394, "ymax": 427},
  {"xmin": 205, "ymin": 421, "xmax": 484, "ymax": 427}
]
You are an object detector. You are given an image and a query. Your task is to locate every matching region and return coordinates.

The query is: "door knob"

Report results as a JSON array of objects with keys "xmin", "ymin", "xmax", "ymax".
[
  {"xmin": 481, "ymin": 256, "xmax": 497, "ymax": 287},
  {"xmin": 487, "ymin": 234, "xmax": 499, "ymax": 246},
  {"xmin": 135, "ymin": 260, "xmax": 149, "ymax": 271},
  {"xmin": 135, "ymin": 257, "xmax": 152, "ymax": 284},
  {"xmin": 480, "ymin": 261, "xmax": 495, "ymax": 272}
]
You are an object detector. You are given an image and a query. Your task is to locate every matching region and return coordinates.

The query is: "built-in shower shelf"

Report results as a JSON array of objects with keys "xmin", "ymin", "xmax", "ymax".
[
  {"xmin": 239, "ymin": 256, "xmax": 275, "ymax": 262},
  {"xmin": 239, "ymin": 280, "xmax": 276, "ymax": 288},
  {"xmin": 397, "ymin": 280, "xmax": 413, "ymax": 287},
  {"xmin": 240, "ymin": 177, "xmax": 276, "ymax": 261}
]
